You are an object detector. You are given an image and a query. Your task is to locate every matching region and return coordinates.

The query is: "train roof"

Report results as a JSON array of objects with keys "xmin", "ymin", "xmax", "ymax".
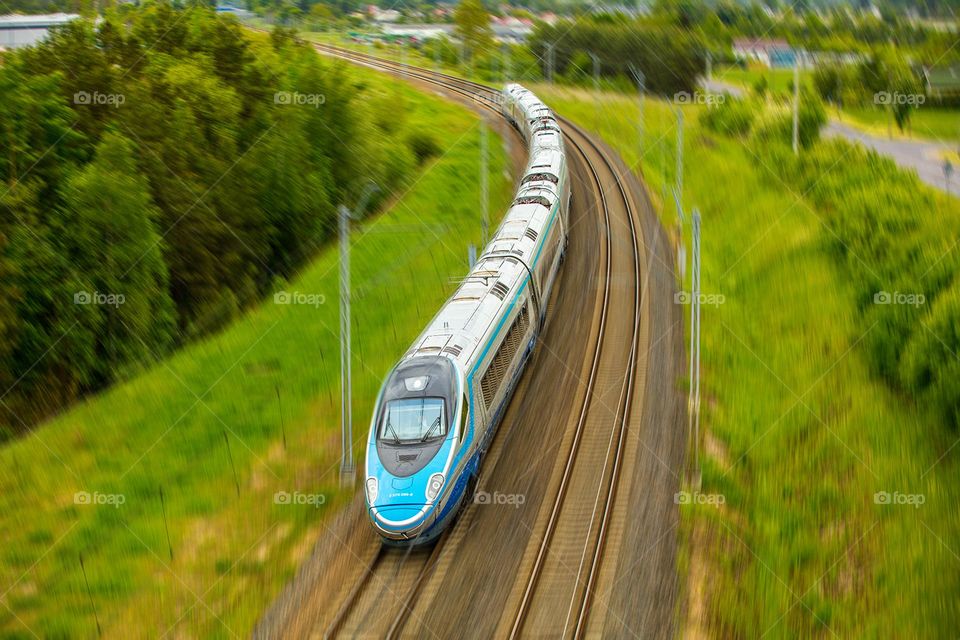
[
  {"xmin": 406, "ymin": 196, "xmax": 557, "ymax": 369},
  {"xmin": 403, "ymin": 85, "xmax": 564, "ymax": 371}
]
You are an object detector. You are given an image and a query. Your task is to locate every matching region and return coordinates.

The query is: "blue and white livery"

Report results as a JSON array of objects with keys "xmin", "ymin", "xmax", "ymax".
[{"xmin": 364, "ymin": 84, "xmax": 570, "ymax": 544}]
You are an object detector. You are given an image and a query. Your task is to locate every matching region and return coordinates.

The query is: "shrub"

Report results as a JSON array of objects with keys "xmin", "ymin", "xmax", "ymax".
[
  {"xmin": 407, "ymin": 129, "xmax": 441, "ymax": 164},
  {"xmin": 699, "ymin": 98, "xmax": 756, "ymax": 137}
]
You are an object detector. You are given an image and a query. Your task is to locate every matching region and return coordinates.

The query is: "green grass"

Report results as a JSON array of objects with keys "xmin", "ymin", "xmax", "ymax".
[
  {"xmin": 531, "ymin": 84, "xmax": 959, "ymax": 637},
  {"xmin": 842, "ymin": 105, "xmax": 960, "ymax": 144},
  {"xmin": 0, "ymin": 63, "xmax": 513, "ymax": 638},
  {"xmin": 713, "ymin": 64, "xmax": 809, "ymax": 94}
]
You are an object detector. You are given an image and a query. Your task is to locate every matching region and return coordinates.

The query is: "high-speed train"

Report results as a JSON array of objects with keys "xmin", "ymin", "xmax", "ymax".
[{"xmin": 363, "ymin": 84, "xmax": 571, "ymax": 544}]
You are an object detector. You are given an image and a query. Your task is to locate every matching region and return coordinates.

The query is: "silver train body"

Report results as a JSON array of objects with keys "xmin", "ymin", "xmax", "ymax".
[{"xmin": 363, "ymin": 84, "xmax": 570, "ymax": 544}]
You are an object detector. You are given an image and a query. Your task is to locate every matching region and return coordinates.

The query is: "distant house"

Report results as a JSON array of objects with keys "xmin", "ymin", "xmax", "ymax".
[
  {"xmin": 732, "ymin": 38, "xmax": 796, "ymax": 69},
  {"xmin": 368, "ymin": 5, "xmax": 401, "ymax": 23},
  {"xmin": 380, "ymin": 23, "xmax": 453, "ymax": 41},
  {"xmin": 924, "ymin": 63, "xmax": 960, "ymax": 99},
  {"xmin": 490, "ymin": 15, "xmax": 532, "ymax": 43},
  {"xmin": 0, "ymin": 13, "xmax": 79, "ymax": 50}
]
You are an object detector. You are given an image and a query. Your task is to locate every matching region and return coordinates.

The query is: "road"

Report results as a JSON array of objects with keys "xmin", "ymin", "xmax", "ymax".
[
  {"xmin": 701, "ymin": 78, "xmax": 958, "ymax": 197},
  {"xmin": 824, "ymin": 120, "xmax": 958, "ymax": 197}
]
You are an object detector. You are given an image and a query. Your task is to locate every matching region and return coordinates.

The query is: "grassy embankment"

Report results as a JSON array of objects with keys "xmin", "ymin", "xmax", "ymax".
[
  {"xmin": 0, "ymin": 64, "xmax": 513, "ymax": 638},
  {"xmin": 532, "ymin": 84, "xmax": 960, "ymax": 637}
]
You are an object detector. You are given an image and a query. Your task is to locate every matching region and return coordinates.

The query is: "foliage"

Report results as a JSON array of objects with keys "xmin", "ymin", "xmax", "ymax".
[
  {"xmin": 763, "ymin": 138, "xmax": 960, "ymax": 429},
  {"xmin": 699, "ymin": 97, "xmax": 756, "ymax": 137},
  {"xmin": 529, "ymin": 17, "xmax": 706, "ymax": 96},
  {"xmin": 454, "ymin": 0, "xmax": 493, "ymax": 61},
  {"xmin": 0, "ymin": 62, "xmax": 514, "ymax": 637},
  {"xmin": 753, "ymin": 86, "xmax": 827, "ymax": 149},
  {"xmin": 406, "ymin": 129, "xmax": 441, "ymax": 164},
  {"xmin": 0, "ymin": 7, "xmax": 432, "ymax": 433}
]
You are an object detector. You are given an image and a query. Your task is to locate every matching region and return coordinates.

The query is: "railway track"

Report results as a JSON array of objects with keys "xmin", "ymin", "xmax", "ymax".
[
  {"xmin": 506, "ymin": 123, "xmax": 642, "ymax": 639},
  {"xmin": 311, "ymin": 44, "xmax": 646, "ymax": 639}
]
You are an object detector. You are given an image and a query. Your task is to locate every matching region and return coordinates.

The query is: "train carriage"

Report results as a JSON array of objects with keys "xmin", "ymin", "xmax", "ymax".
[{"xmin": 365, "ymin": 84, "xmax": 570, "ymax": 544}]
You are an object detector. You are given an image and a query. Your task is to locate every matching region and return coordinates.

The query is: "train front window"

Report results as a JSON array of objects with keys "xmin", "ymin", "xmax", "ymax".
[{"xmin": 381, "ymin": 397, "xmax": 446, "ymax": 443}]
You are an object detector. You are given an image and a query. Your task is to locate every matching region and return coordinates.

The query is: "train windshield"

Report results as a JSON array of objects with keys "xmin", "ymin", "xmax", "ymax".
[{"xmin": 381, "ymin": 398, "xmax": 446, "ymax": 443}]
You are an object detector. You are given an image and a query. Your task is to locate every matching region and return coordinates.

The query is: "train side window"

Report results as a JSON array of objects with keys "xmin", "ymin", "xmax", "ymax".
[{"xmin": 459, "ymin": 394, "xmax": 469, "ymax": 440}]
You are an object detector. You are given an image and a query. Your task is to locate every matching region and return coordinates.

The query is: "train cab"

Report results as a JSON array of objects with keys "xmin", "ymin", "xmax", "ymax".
[{"xmin": 365, "ymin": 356, "xmax": 468, "ymax": 544}]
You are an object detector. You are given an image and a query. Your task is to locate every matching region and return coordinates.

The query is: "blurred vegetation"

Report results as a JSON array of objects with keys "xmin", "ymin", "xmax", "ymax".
[
  {"xmin": 0, "ymin": 40, "xmax": 514, "ymax": 637},
  {"xmin": 529, "ymin": 17, "xmax": 706, "ymax": 96},
  {"xmin": 0, "ymin": 5, "xmax": 444, "ymax": 433},
  {"xmin": 533, "ymin": 83, "xmax": 960, "ymax": 637}
]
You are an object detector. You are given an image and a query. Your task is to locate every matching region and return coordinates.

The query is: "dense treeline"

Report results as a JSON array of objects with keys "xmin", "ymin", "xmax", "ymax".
[
  {"xmin": 529, "ymin": 17, "xmax": 706, "ymax": 95},
  {"xmin": 0, "ymin": 5, "xmax": 435, "ymax": 435}
]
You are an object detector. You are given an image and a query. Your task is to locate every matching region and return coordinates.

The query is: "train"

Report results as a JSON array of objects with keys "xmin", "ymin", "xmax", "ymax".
[{"xmin": 363, "ymin": 84, "xmax": 571, "ymax": 545}]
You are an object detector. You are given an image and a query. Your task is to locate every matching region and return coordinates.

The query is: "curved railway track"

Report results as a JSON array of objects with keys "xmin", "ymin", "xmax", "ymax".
[{"xmin": 310, "ymin": 44, "xmax": 646, "ymax": 639}]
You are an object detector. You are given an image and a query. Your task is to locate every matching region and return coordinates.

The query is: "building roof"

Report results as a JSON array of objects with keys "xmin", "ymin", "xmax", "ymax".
[
  {"xmin": 0, "ymin": 12, "xmax": 80, "ymax": 28},
  {"xmin": 732, "ymin": 37, "xmax": 791, "ymax": 51}
]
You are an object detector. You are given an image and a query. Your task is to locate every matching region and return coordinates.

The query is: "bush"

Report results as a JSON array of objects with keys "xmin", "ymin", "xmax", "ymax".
[
  {"xmin": 407, "ymin": 129, "xmax": 441, "ymax": 164},
  {"xmin": 759, "ymin": 137, "xmax": 960, "ymax": 428},
  {"xmin": 699, "ymin": 98, "xmax": 756, "ymax": 137},
  {"xmin": 753, "ymin": 87, "xmax": 826, "ymax": 149}
]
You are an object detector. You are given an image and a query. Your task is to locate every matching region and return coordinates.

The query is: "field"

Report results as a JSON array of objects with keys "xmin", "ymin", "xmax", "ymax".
[
  {"xmin": 843, "ymin": 105, "xmax": 960, "ymax": 143},
  {"xmin": 531, "ymin": 84, "xmax": 960, "ymax": 637},
  {"xmin": 713, "ymin": 64, "xmax": 809, "ymax": 94},
  {"xmin": 0, "ymin": 63, "xmax": 513, "ymax": 638}
]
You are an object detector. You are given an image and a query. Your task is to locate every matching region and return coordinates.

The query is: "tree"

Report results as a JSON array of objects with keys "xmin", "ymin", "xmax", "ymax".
[
  {"xmin": 59, "ymin": 131, "xmax": 176, "ymax": 382},
  {"xmin": 454, "ymin": 0, "xmax": 493, "ymax": 62}
]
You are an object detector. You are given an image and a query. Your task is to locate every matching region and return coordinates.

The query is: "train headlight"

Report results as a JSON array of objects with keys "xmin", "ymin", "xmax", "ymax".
[
  {"xmin": 425, "ymin": 473, "xmax": 444, "ymax": 502},
  {"xmin": 365, "ymin": 477, "xmax": 378, "ymax": 504}
]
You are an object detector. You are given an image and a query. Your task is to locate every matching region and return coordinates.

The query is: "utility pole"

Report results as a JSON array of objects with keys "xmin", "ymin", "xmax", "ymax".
[
  {"xmin": 591, "ymin": 52, "xmax": 600, "ymax": 128},
  {"xmin": 503, "ymin": 43, "xmax": 512, "ymax": 83},
  {"xmin": 792, "ymin": 55, "xmax": 800, "ymax": 155},
  {"xmin": 629, "ymin": 64, "xmax": 645, "ymax": 152},
  {"xmin": 688, "ymin": 208, "xmax": 702, "ymax": 485},
  {"xmin": 675, "ymin": 108, "xmax": 684, "ymax": 217},
  {"xmin": 480, "ymin": 121, "xmax": 489, "ymax": 245},
  {"xmin": 338, "ymin": 183, "xmax": 379, "ymax": 486},
  {"xmin": 338, "ymin": 203, "xmax": 354, "ymax": 485},
  {"xmin": 546, "ymin": 42, "xmax": 555, "ymax": 84}
]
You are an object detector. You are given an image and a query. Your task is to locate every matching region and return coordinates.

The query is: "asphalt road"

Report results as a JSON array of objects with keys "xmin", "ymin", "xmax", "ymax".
[
  {"xmin": 824, "ymin": 120, "xmax": 958, "ymax": 197},
  {"xmin": 702, "ymin": 77, "xmax": 958, "ymax": 197}
]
